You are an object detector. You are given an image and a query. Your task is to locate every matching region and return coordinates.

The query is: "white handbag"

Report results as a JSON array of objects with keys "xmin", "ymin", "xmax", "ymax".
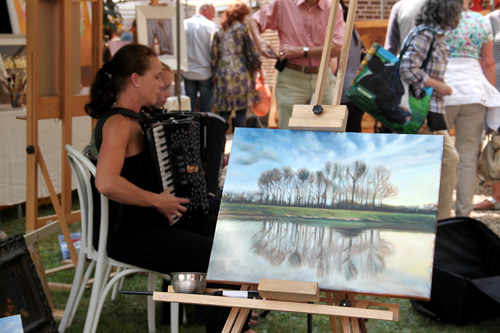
[{"xmin": 480, "ymin": 132, "xmax": 500, "ymax": 182}]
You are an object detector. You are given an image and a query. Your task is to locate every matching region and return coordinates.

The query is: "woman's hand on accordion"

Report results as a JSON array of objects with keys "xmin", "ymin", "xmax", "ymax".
[{"xmin": 156, "ymin": 188, "xmax": 190, "ymax": 225}]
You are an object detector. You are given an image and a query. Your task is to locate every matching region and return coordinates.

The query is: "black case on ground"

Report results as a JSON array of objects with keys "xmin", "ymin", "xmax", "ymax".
[{"xmin": 410, "ymin": 217, "xmax": 500, "ymax": 325}]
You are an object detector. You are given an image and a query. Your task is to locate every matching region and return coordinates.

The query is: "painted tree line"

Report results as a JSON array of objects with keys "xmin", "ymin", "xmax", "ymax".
[{"xmin": 224, "ymin": 160, "xmax": 400, "ymax": 209}]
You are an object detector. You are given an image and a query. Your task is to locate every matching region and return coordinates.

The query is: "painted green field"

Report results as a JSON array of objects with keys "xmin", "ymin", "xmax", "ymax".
[{"xmin": 219, "ymin": 202, "xmax": 437, "ymax": 232}]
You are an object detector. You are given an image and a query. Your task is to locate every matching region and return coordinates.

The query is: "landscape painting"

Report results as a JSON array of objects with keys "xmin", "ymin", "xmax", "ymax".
[{"xmin": 207, "ymin": 128, "xmax": 444, "ymax": 300}]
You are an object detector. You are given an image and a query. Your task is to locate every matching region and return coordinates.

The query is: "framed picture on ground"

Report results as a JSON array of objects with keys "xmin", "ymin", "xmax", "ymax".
[
  {"xmin": 136, "ymin": 5, "xmax": 187, "ymax": 71},
  {"xmin": 0, "ymin": 234, "xmax": 57, "ymax": 333},
  {"xmin": 207, "ymin": 128, "xmax": 444, "ymax": 300}
]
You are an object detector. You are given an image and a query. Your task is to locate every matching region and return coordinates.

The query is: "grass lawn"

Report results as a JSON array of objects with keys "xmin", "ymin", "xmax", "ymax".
[{"xmin": 1, "ymin": 202, "xmax": 499, "ymax": 332}]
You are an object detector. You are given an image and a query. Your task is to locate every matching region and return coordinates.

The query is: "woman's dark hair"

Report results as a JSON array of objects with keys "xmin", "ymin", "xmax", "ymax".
[
  {"xmin": 220, "ymin": 1, "xmax": 250, "ymax": 30},
  {"xmin": 416, "ymin": 0, "xmax": 464, "ymax": 30},
  {"xmin": 84, "ymin": 44, "xmax": 156, "ymax": 118}
]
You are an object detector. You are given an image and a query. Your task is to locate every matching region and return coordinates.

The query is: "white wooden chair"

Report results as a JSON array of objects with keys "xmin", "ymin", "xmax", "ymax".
[{"xmin": 60, "ymin": 144, "xmax": 179, "ymax": 333}]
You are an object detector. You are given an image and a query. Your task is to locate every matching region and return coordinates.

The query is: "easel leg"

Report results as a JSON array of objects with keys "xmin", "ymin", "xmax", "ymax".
[
  {"xmin": 358, "ymin": 317, "xmax": 367, "ymax": 333},
  {"xmin": 346, "ymin": 294, "xmax": 363, "ymax": 333},
  {"xmin": 30, "ymin": 242, "xmax": 54, "ymax": 311},
  {"xmin": 38, "ymin": 149, "xmax": 78, "ymax": 268},
  {"xmin": 325, "ymin": 292, "xmax": 339, "ymax": 333},
  {"xmin": 222, "ymin": 308, "xmax": 239, "ymax": 333},
  {"xmin": 222, "ymin": 284, "xmax": 253, "ymax": 332},
  {"xmin": 222, "ymin": 307, "xmax": 249, "ymax": 333},
  {"xmin": 233, "ymin": 308, "xmax": 251, "ymax": 332},
  {"xmin": 341, "ymin": 317, "xmax": 351, "ymax": 332},
  {"xmin": 325, "ymin": 292, "xmax": 366, "ymax": 333},
  {"xmin": 329, "ymin": 317, "xmax": 339, "ymax": 333},
  {"xmin": 344, "ymin": 317, "xmax": 365, "ymax": 333}
]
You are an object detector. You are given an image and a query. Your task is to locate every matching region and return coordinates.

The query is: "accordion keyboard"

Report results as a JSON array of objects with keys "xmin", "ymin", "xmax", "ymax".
[
  {"xmin": 152, "ymin": 125, "xmax": 181, "ymax": 224},
  {"xmin": 152, "ymin": 125, "xmax": 175, "ymax": 192}
]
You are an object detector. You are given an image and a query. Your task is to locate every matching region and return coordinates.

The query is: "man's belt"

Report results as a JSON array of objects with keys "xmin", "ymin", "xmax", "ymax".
[{"xmin": 285, "ymin": 62, "xmax": 320, "ymax": 74}]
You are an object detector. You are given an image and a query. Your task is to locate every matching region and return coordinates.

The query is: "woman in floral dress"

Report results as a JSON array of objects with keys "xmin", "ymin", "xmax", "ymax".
[
  {"xmin": 443, "ymin": 0, "xmax": 500, "ymax": 217},
  {"xmin": 211, "ymin": 1, "xmax": 259, "ymax": 129}
]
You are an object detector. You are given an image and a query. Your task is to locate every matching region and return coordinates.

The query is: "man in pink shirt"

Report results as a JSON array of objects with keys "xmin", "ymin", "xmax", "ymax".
[{"xmin": 250, "ymin": 0, "xmax": 345, "ymax": 129}]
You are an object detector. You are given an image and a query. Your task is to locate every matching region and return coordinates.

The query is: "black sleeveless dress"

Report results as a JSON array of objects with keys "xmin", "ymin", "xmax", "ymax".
[{"xmin": 91, "ymin": 109, "xmax": 216, "ymax": 274}]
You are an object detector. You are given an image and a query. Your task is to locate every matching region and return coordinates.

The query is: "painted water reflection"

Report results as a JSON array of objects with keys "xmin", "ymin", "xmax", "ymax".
[
  {"xmin": 208, "ymin": 217, "xmax": 435, "ymax": 298},
  {"xmin": 252, "ymin": 220, "xmax": 394, "ymax": 280}
]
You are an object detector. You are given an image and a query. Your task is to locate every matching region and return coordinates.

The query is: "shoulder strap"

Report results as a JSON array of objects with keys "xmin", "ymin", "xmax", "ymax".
[
  {"xmin": 399, "ymin": 26, "xmax": 436, "ymax": 70},
  {"xmin": 93, "ymin": 108, "xmax": 142, "ymax": 154}
]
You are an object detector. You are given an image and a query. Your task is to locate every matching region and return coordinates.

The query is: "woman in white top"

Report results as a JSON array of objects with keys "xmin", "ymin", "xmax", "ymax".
[
  {"xmin": 474, "ymin": 8, "xmax": 500, "ymax": 211},
  {"xmin": 443, "ymin": 0, "xmax": 500, "ymax": 216}
]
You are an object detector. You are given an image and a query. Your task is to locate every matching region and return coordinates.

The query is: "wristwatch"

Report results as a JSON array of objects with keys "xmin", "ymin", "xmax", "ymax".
[{"xmin": 303, "ymin": 46, "xmax": 310, "ymax": 57}]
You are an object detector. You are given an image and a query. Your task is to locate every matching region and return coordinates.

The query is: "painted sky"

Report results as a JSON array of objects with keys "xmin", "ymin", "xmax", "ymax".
[{"xmin": 224, "ymin": 128, "xmax": 444, "ymax": 207}]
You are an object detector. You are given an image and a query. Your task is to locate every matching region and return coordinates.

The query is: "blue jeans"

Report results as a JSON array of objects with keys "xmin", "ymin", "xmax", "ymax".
[{"xmin": 183, "ymin": 77, "xmax": 214, "ymax": 113}]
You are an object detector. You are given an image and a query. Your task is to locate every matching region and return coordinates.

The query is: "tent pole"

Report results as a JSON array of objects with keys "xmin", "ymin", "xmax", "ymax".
[{"xmin": 177, "ymin": 0, "xmax": 181, "ymax": 104}]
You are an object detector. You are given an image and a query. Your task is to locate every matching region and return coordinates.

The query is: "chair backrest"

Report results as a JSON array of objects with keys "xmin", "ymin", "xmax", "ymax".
[{"xmin": 65, "ymin": 144, "xmax": 109, "ymax": 261}]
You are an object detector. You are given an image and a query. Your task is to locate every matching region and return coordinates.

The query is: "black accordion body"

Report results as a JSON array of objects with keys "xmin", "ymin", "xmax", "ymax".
[
  {"xmin": 149, "ymin": 111, "xmax": 228, "ymax": 196},
  {"xmin": 142, "ymin": 115, "xmax": 208, "ymax": 222},
  {"xmin": 141, "ymin": 111, "xmax": 227, "ymax": 222}
]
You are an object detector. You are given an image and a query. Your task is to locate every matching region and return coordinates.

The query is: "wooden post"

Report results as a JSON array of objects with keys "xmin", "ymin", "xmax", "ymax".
[
  {"xmin": 25, "ymin": 0, "xmax": 40, "ymax": 235},
  {"xmin": 312, "ymin": 0, "xmax": 340, "ymax": 106},
  {"xmin": 25, "ymin": 0, "xmax": 103, "ymax": 316},
  {"xmin": 26, "ymin": 0, "xmax": 77, "ymax": 267},
  {"xmin": 60, "ymin": 0, "xmax": 74, "ymax": 224},
  {"xmin": 332, "ymin": 0, "xmax": 359, "ymax": 106}
]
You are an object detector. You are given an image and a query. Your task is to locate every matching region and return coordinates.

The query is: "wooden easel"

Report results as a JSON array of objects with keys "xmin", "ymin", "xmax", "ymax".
[
  {"xmin": 153, "ymin": 1, "xmax": 399, "ymax": 332},
  {"xmin": 288, "ymin": 0, "xmax": 359, "ymax": 131},
  {"xmin": 25, "ymin": 0, "xmax": 102, "ymax": 314},
  {"xmin": 153, "ymin": 279, "xmax": 399, "ymax": 333}
]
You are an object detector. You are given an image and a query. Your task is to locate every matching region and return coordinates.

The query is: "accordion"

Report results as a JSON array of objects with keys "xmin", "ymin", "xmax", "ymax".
[
  {"xmin": 150, "ymin": 111, "xmax": 228, "ymax": 196},
  {"xmin": 141, "ymin": 111, "xmax": 227, "ymax": 222}
]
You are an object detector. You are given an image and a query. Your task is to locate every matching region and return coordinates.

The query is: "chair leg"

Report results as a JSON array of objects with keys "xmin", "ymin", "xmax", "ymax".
[
  {"xmin": 111, "ymin": 266, "xmax": 124, "ymax": 300},
  {"xmin": 58, "ymin": 254, "xmax": 88, "ymax": 333},
  {"xmin": 182, "ymin": 304, "xmax": 187, "ymax": 324},
  {"xmin": 91, "ymin": 268, "xmax": 149, "ymax": 333},
  {"xmin": 101, "ymin": 264, "xmax": 113, "ymax": 295},
  {"xmin": 118, "ymin": 267, "xmax": 126, "ymax": 289},
  {"xmin": 68, "ymin": 260, "xmax": 96, "ymax": 326},
  {"xmin": 83, "ymin": 258, "xmax": 110, "ymax": 333},
  {"xmin": 171, "ymin": 302, "xmax": 180, "ymax": 333},
  {"xmin": 148, "ymin": 273, "xmax": 157, "ymax": 333}
]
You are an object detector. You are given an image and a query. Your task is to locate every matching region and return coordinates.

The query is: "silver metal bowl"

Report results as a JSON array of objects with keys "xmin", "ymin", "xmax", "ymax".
[{"xmin": 170, "ymin": 272, "xmax": 207, "ymax": 294}]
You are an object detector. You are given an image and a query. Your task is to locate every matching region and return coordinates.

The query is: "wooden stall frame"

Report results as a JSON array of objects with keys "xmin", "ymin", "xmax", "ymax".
[{"xmin": 25, "ymin": 0, "xmax": 103, "ymax": 315}]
